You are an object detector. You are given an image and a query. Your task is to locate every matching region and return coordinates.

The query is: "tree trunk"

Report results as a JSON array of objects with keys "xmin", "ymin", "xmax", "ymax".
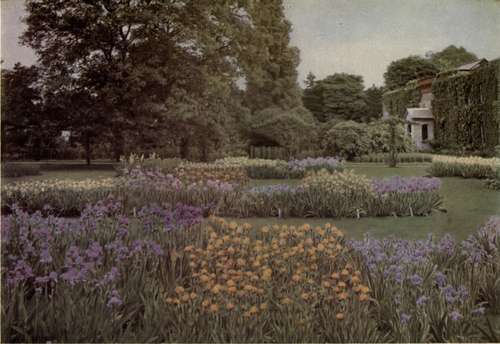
[
  {"xmin": 180, "ymin": 137, "xmax": 190, "ymax": 159},
  {"xmin": 113, "ymin": 132, "xmax": 124, "ymax": 162},
  {"xmin": 85, "ymin": 133, "xmax": 92, "ymax": 165}
]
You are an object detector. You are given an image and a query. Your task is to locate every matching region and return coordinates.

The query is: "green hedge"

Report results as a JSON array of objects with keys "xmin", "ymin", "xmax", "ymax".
[{"xmin": 432, "ymin": 64, "xmax": 499, "ymax": 154}]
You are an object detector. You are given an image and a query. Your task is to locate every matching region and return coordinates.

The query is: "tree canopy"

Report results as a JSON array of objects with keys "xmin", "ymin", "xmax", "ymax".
[
  {"xmin": 428, "ymin": 45, "xmax": 478, "ymax": 71},
  {"xmin": 302, "ymin": 73, "xmax": 368, "ymax": 122},
  {"xmin": 383, "ymin": 56, "xmax": 439, "ymax": 90}
]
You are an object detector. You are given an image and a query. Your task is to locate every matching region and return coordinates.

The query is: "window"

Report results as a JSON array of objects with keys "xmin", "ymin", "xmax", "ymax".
[{"xmin": 422, "ymin": 124, "xmax": 428, "ymax": 141}]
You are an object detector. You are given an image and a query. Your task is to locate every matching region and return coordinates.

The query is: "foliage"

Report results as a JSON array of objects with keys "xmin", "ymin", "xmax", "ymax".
[
  {"xmin": 382, "ymin": 84, "xmax": 421, "ymax": 119},
  {"xmin": 302, "ymin": 73, "xmax": 368, "ymax": 122},
  {"xmin": 354, "ymin": 153, "xmax": 432, "ymax": 163},
  {"xmin": 322, "ymin": 120, "xmax": 414, "ymax": 160},
  {"xmin": 364, "ymin": 85, "xmax": 384, "ymax": 120},
  {"xmin": 1, "ymin": 64, "xmax": 59, "ymax": 160},
  {"xmin": 1, "ymin": 163, "xmax": 41, "ymax": 178},
  {"xmin": 249, "ymin": 106, "xmax": 317, "ymax": 152},
  {"xmin": 22, "ymin": 0, "xmax": 257, "ymax": 160},
  {"xmin": 428, "ymin": 155, "xmax": 500, "ymax": 179},
  {"xmin": 432, "ymin": 64, "xmax": 499, "ymax": 155},
  {"xmin": 243, "ymin": 0, "xmax": 302, "ymax": 112},
  {"xmin": 323, "ymin": 121, "xmax": 372, "ymax": 160},
  {"xmin": 428, "ymin": 45, "xmax": 478, "ymax": 71},
  {"xmin": 384, "ymin": 56, "xmax": 439, "ymax": 90},
  {"xmin": 225, "ymin": 170, "xmax": 442, "ymax": 218}
]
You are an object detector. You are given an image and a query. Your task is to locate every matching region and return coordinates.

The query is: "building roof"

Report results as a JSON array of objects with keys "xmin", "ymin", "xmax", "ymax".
[
  {"xmin": 455, "ymin": 59, "xmax": 488, "ymax": 71},
  {"xmin": 407, "ymin": 108, "xmax": 433, "ymax": 120}
]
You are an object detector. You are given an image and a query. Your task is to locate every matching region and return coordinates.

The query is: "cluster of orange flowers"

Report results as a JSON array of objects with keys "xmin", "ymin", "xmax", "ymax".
[
  {"xmin": 165, "ymin": 218, "xmax": 370, "ymax": 320},
  {"xmin": 174, "ymin": 164, "xmax": 249, "ymax": 184}
]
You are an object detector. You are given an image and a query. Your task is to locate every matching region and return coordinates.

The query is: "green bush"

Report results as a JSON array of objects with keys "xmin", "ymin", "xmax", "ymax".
[
  {"xmin": 322, "ymin": 120, "xmax": 414, "ymax": 161},
  {"xmin": 1, "ymin": 163, "xmax": 41, "ymax": 177}
]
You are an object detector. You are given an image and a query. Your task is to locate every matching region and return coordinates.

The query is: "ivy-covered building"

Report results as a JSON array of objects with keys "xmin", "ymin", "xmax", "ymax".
[{"xmin": 383, "ymin": 58, "xmax": 500, "ymax": 154}]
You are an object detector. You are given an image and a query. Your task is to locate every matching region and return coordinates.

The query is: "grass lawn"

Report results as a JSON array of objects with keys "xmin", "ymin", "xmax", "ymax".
[
  {"xmin": 242, "ymin": 163, "xmax": 500, "ymax": 240},
  {"xmin": 2, "ymin": 169, "xmax": 117, "ymax": 185}
]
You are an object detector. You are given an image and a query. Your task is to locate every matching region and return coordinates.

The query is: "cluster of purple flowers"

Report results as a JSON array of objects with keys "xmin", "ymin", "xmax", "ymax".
[
  {"xmin": 1, "ymin": 200, "xmax": 203, "ymax": 290},
  {"xmin": 371, "ymin": 176, "xmax": 441, "ymax": 194},
  {"xmin": 126, "ymin": 167, "xmax": 236, "ymax": 193},
  {"xmin": 348, "ymin": 219, "xmax": 500, "ymax": 326},
  {"xmin": 461, "ymin": 216, "xmax": 500, "ymax": 264},
  {"xmin": 287, "ymin": 157, "xmax": 343, "ymax": 172}
]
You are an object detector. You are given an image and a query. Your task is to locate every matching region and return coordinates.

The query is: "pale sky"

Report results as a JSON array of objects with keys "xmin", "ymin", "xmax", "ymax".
[{"xmin": 2, "ymin": 0, "xmax": 500, "ymax": 87}]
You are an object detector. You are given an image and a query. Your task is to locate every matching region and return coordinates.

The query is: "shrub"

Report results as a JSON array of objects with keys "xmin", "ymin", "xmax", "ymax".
[
  {"xmin": 322, "ymin": 120, "xmax": 414, "ymax": 161},
  {"xmin": 323, "ymin": 121, "xmax": 371, "ymax": 160},
  {"xmin": 1, "ymin": 163, "xmax": 41, "ymax": 177},
  {"xmin": 428, "ymin": 155, "xmax": 500, "ymax": 179}
]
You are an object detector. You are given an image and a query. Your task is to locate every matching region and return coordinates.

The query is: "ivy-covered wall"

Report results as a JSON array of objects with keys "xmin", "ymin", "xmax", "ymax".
[
  {"xmin": 431, "ymin": 63, "xmax": 499, "ymax": 154},
  {"xmin": 382, "ymin": 83, "xmax": 421, "ymax": 119}
]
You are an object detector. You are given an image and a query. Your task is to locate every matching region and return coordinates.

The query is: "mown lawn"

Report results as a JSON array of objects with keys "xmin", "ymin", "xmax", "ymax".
[
  {"xmin": 244, "ymin": 163, "xmax": 500, "ymax": 240},
  {"xmin": 2, "ymin": 169, "xmax": 116, "ymax": 184}
]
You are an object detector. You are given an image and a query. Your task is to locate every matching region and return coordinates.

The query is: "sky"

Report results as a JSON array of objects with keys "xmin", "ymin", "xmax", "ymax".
[{"xmin": 2, "ymin": 0, "xmax": 500, "ymax": 87}]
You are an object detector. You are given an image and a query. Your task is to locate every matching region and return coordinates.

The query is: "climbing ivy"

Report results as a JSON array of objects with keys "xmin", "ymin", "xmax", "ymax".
[
  {"xmin": 382, "ymin": 83, "xmax": 421, "ymax": 119},
  {"xmin": 432, "ymin": 63, "xmax": 499, "ymax": 154}
]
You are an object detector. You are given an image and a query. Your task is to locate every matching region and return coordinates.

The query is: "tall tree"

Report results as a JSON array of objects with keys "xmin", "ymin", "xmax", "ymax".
[
  {"xmin": 303, "ymin": 73, "xmax": 368, "ymax": 122},
  {"xmin": 364, "ymin": 85, "xmax": 384, "ymax": 121},
  {"xmin": 429, "ymin": 45, "xmax": 478, "ymax": 71},
  {"xmin": 384, "ymin": 56, "xmax": 439, "ymax": 90},
  {"xmin": 1, "ymin": 63, "xmax": 58, "ymax": 160},
  {"xmin": 243, "ymin": 0, "xmax": 302, "ymax": 112},
  {"xmin": 302, "ymin": 71, "xmax": 323, "ymax": 120},
  {"xmin": 22, "ymin": 0, "xmax": 253, "ymax": 160}
]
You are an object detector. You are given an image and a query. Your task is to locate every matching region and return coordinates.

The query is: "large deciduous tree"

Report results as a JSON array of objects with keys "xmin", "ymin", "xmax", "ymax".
[
  {"xmin": 383, "ymin": 56, "xmax": 439, "ymax": 90},
  {"xmin": 303, "ymin": 73, "xmax": 368, "ymax": 123},
  {"xmin": 22, "ymin": 0, "xmax": 253, "ymax": 160},
  {"xmin": 428, "ymin": 45, "xmax": 478, "ymax": 71},
  {"xmin": 1, "ymin": 64, "xmax": 59, "ymax": 160}
]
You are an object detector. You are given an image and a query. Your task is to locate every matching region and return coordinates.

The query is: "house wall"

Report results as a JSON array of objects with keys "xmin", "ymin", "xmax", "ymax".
[{"xmin": 408, "ymin": 121, "xmax": 434, "ymax": 150}]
